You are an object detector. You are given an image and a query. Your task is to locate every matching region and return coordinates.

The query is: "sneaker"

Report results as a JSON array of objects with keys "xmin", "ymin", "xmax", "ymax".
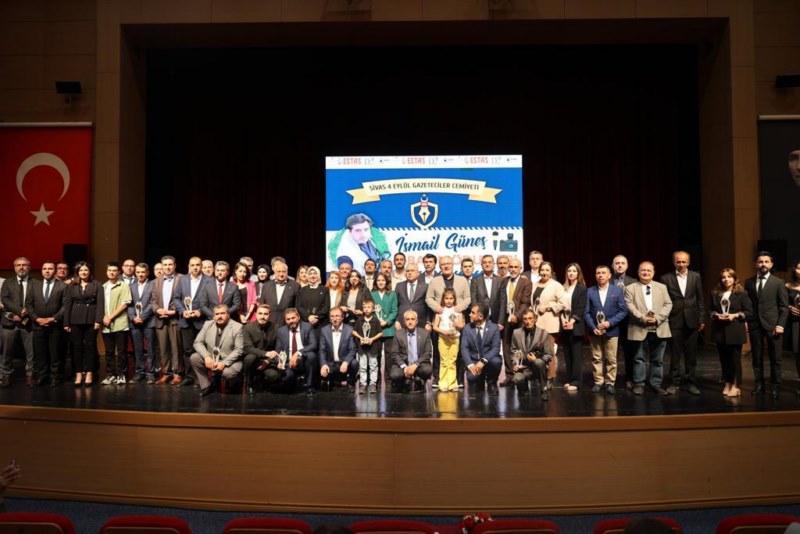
[
  {"xmin": 685, "ymin": 384, "xmax": 701, "ymax": 395},
  {"xmin": 666, "ymin": 385, "xmax": 678, "ymax": 395},
  {"xmin": 146, "ymin": 376, "xmax": 156, "ymax": 385},
  {"xmin": 116, "ymin": 375, "xmax": 127, "ymax": 385},
  {"xmin": 358, "ymin": 383, "xmax": 367, "ymax": 394},
  {"xmin": 368, "ymin": 384, "xmax": 377, "ymax": 394},
  {"xmin": 654, "ymin": 386, "xmax": 668, "ymax": 396},
  {"xmin": 132, "ymin": 375, "xmax": 145, "ymax": 383},
  {"xmin": 101, "ymin": 375, "xmax": 116, "ymax": 385},
  {"xmin": 633, "ymin": 386, "xmax": 644, "ymax": 395}
]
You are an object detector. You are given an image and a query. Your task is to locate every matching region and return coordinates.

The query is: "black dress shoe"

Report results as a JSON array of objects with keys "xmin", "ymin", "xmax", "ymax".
[
  {"xmin": 752, "ymin": 384, "xmax": 765, "ymax": 396},
  {"xmin": 488, "ymin": 383, "xmax": 499, "ymax": 396},
  {"xmin": 306, "ymin": 387, "xmax": 316, "ymax": 397},
  {"xmin": 200, "ymin": 386, "xmax": 215, "ymax": 398}
]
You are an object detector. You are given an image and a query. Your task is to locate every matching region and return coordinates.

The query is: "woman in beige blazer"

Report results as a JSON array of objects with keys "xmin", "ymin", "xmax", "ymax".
[{"xmin": 532, "ymin": 262, "xmax": 566, "ymax": 387}]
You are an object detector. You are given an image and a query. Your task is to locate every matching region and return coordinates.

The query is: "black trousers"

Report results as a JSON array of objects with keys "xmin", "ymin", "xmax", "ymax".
[
  {"xmin": 389, "ymin": 362, "xmax": 432, "ymax": 387},
  {"xmin": 561, "ymin": 330, "xmax": 583, "ymax": 387},
  {"xmin": 750, "ymin": 325, "xmax": 782, "ymax": 385},
  {"xmin": 102, "ymin": 330, "xmax": 128, "ymax": 377},
  {"xmin": 180, "ymin": 327, "xmax": 200, "ymax": 379},
  {"xmin": 668, "ymin": 325, "xmax": 700, "ymax": 385},
  {"xmin": 70, "ymin": 324, "xmax": 97, "ymax": 374},
  {"xmin": 717, "ymin": 343, "xmax": 742, "ymax": 385},
  {"xmin": 33, "ymin": 326, "xmax": 65, "ymax": 381}
]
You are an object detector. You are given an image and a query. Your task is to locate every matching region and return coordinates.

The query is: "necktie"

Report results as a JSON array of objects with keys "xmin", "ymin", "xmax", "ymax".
[
  {"xmin": 477, "ymin": 325, "xmax": 483, "ymax": 348},
  {"xmin": 758, "ymin": 276, "xmax": 765, "ymax": 296},
  {"xmin": 44, "ymin": 280, "xmax": 51, "ymax": 303},
  {"xmin": 525, "ymin": 330, "xmax": 532, "ymax": 353},
  {"xmin": 408, "ymin": 282, "xmax": 415, "ymax": 301},
  {"xmin": 407, "ymin": 332, "xmax": 417, "ymax": 364},
  {"xmin": 218, "ymin": 282, "xmax": 224, "ymax": 303},
  {"xmin": 18, "ymin": 278, "xmax": 24, "ymax": 303},
  {"xmin": 508, "ymin": 278, "xmax": 516, "ymax": 301},
  {"xmin": 358, "ymin": 241, "xmax": 377, "ymax": 261},
  {"xmin": 291, "ymin": 329, "xmax": 298, "ymax": 354}
]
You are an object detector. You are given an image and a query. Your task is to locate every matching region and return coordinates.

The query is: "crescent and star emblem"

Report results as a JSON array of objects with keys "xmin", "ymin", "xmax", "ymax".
[{"xmin": 16, "ymin": 152, "xmax": 71, "ymax": 226}]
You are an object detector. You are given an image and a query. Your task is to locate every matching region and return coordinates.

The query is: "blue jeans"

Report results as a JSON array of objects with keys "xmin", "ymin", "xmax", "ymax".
[{"xmin": 633, "ymin": 332, "xmax": 666, "ymax": 388}]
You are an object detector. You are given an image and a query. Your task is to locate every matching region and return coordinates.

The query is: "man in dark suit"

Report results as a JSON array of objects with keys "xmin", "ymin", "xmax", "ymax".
[
  {"xmin": 611, "ymin": 255, "xmax": 638, "ymax": 389},
  {"xmin": 461, "ymin": 302, "xmax": 502, "ymax": 396},
  {"xmin": 242, "ymin": 303, "xmax": 279, "ymax": 392},
  {"xmin": 510, "ymin": 309, "xmax": 555, "ymax": 400},
  {"xmin": 259, "ymin": 260, "xmax": 299, "ymax": 327},
  {"xmin": 470, "ymin": 254, "xmax": 507, "ymax": 327},
  {"xmin": 0, "ymin": 257, "xmax": 34, "ymax": 387},
  {"xmin": 275, "ymin": 307, "xmax": 319, "ymax": 396},
  {"xmin": 150, "ymin": 255, "xmax": 183, "ymax": 384},
  {"xmin": 389, "ymin": 310, "xmax": 433, "ymax": 392},
  {"xmin": 745, "ymin": 251, "xmax": 790, "ymax": 398},
  {"xmin": 395, "ymin": 263, "xmax": 431, "ymax": 331},
  {"xmin": 173, "ymin": 256, "xmax": 211, "ymax": 387},
  {"xmin": 198, "ymin": 261, "xmax": 240, "ymax": 321},
  {"xmin": 585, "ymin": 265, "xmax": 629, "ymax": 394},
  {"xmin": 521, "ymin": 250, "xmax": 543, "ymax": 283},
  {"xmin": 318, "ymin": 306, "xmax": 358, "ymax": 392},
  {"xmin": 661, "ymin": 251, "xmax": 707, "ymax": 395},
  {"xmin": 26, "ymin": 261, "xmax": 66, "ymax": 387},
  {"xmin": 128, "ymin": 263, "xmax": 156, "ymax": 383},
  {"xmin": 501, "ymin": 257, "xmax": 532, "ymax": 386}
]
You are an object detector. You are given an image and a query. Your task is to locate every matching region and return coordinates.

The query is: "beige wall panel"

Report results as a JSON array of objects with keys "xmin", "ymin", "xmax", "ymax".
[
  {"xmin": 43, "ymin": 54, "xmax": 96, "ymax": 89},
  {"xmin": 485, "ymin": 0, "xmax": 565, "ymax": 20},
  {"xmin": 94, "ymin": 142, "xmax": 120, "ymax": 213},
  {"xmin": 709, "ymin": 0, "xmax": 755, "ymax": 67},
  {"xmin": 755, "ymin": 46, "xmax": 800, "ymax": 82},
  {"xmin": 755, "ymin": 81, "xmax": 800, "ymax": 115},
  {"xmin": 565, "ymin": 0, "xmax": 635, "ymax": 19},
  {"xmin": 734, "ymin": 207, "xmax": 760, "ymax": 274},
  {"xmin": 44, "ymin": 0, "xmax": 96, "ymax": 21},
  {"xmin": 635, "ymin": 0, "xmax": 708, "ymax": 18},
  {"xmin": 0, "ymin": 87, "xmax": 94, "ymax": 122},
  {"xmin": 371, "ymin": 0, "xmax": 424, "ymax": 21},
  {"xmin": 92, "ymin": 210, "xmax": 121, "ymax": 265},
  {"xmin": 0, "ymin": 55, "xmax": 44, "ymax": 89},
  {"xmin": 95, "ymin": 71, "xmax": 119, "ymax": 143},
  {"xmin": 211, "ymin": 0, "xmax": 282, "ymax": 22},
  {"xmin": 0, "ymin": 0, "xmax": 45, "ymax": 21},
  {"xmin": 754, "ymin": 0, "xmax": 800, "ymax": 12},
  {"xmin": 44, "ymin": 20, "xmax": 96, "ymax": 55},
  {"xmin": 0, "ymin": 21, "xmax": 45, "ymax": 55},
  {"xmin": 140, "ymin": 0, "xmax": 211, "ymax": 23},
  {"xmin": 280, "ymin": 0, "xmax": 325, "ymax": 22},
  {"xmin": 754, "ymin": 12, "xmax": 800, "ymax": 47},
  {"xmin": 732, "ymin": 137, "xmax": 759, "ymax": 210},
  {"xmin": 422, "ymin": 0, "xmax": 489, "ymax": 20},
  {"xmin": 96, "ymin": 1, "xmax": 121, "ymax": 74},
  {"xmin": 730, "ymin": 66, "xmax": 757, "ymax": 139}
]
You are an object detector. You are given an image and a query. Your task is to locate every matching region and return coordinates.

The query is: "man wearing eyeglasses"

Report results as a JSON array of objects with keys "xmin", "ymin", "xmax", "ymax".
[{"xmin": 624, "ymin": 262, "xmax": 673, "ymax": 396}]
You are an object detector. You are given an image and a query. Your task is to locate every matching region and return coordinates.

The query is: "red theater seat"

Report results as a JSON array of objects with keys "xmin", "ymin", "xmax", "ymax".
[
  {"xmin": 350, "ymin": 519, "xmax": 438, "ymax": 534},
  {"xmin": 223, "ymin": 517, "xmax": 313, "ymax": 534},
  {"xmin": 593, "ymin": 517, "xmax": 682, "ymax": 534},
  {"xmin": 472, "ymin": 518, "xmax": 560, "ymax": 534},
  {"xmin": 100, "ymin": 514, "xmax": 191, "ymax": 534},
  {"xmin": 0, "ymin": 512, "xmax": 76, "ymax": 534},
  {"xmin": 714, "ymin": 514, "xmax": 800, "ymax": 534}
]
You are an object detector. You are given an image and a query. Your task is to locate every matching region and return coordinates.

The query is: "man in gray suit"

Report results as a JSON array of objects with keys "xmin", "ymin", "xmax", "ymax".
[
  {"xmin": 0, "ymin": 257, "xmax": 34, "ymax": 387},
  {"xmin": 624, "ymin": 262, "xmax": 673, "ymax": 395},
  {"xmin": 26, "ymin": 261, "xmax": 67, "ymax": 387},
  {"xmin": 395, "ymin": 263, "xmax": 430, "ymax": 331},
  {"xmin": 190, "ymin": 304, "xmax": 244, "ymax": 397},
  {"xmin": 390, "ymin": 310, "xmax": 433, "ymax": 392}
]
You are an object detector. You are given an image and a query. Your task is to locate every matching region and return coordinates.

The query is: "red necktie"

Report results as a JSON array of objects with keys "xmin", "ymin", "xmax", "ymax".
[
  {"xmin": 291, "ymin": 329, "xmax": 298, "ymax": 354},
  {"xmin": 218, "ymin": 282, "xmax": 224, "ymax": 303}
]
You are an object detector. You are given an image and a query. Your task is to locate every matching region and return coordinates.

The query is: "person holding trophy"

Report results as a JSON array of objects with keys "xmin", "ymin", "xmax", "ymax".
[
  {"xmin": 353, "ymin": 299, "xmax": 383, "ymax": 394},
  {"xmin": 510, "ymin": 309, "xmax": 555, "ymax": 400},
  {"xmin": 584, "ymin": 265, "xmax": 628, "ymax": 395},
  {"xmin": 189, "ymin": 304, "xmax": 244, "ymax": 398},
  {"xmin": 788, "ymin": 260, "xmax": 800, "ymax": 396},
  {"xmin": 560, "ymin": 263, "xmax": 587, "ymax": 392},
  {"xmin": 710, "ymin": 268, "xmax": 752, "ymax": 397},
  {"xmin": 432, "ymin": 288, "xmax": 464, "ymax": 392},
  {"xmin": 370, "ymin": 272, "xmax": 397, "ymax": 385}
]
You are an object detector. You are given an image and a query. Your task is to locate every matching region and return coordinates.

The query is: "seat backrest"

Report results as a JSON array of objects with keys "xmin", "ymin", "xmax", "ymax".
[
  {"xmin": 223, "ymin": 517, "xmax": 313, "ymax": 534},
  {"xmin": 100, "ymin": 514, "xmax": 191, "ymax": 534},
  {"xmin": 473, "ymin": 518, "xmax": 560, "ymax": 534},
  {"xmin": 593, "ymin": 517, "xmax": 682, "ymax": 534},
  {"xmin": 350, "ymin": 519, "xmax": 437, "ymax": 534},
  {"xmin": 715, "ymin": 514, "xmax": 800, "ymax": 534},
  {"xmin": 0, "ymin": 512, "xmax": 76, "ymax": 534}
]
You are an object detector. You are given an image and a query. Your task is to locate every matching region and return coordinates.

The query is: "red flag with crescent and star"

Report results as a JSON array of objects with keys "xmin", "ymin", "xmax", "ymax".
[{"xmin": 0, "ymin": 126, "xmax": 92, "ymax": 268}]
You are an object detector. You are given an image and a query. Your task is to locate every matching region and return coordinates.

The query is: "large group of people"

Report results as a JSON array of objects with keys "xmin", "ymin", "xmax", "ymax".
[{"xmin": 1, "ymin": 249, "xmax": 798, "ymax": 401}]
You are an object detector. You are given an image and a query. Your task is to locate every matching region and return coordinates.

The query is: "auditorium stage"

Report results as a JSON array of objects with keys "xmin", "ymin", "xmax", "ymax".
[
  {"xmin": 0, "ymin": 348, "xmax": 798, "ymax": 417},
  {"xmin": 1, "ymin": 348, "xmax": 799, "ymax": 515}
]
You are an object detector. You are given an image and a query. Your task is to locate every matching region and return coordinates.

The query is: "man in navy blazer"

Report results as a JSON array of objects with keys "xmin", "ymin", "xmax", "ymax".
[
  {"xmin": 128, "ymin": 263, "xmax": 157, "ymax": 383},
  {"xmin": 198, "ymin": 261, "xmax": 241, "ymax": 321},
  {"xmin": 584, "ymin": 265, "xmax": 629, "ymax": 394},
  {"xmin": 173, "ymin": 256, "xmax": 211, "ymax": 387},
  {"xmin": 461, "ymin": 302, "xmax": 502, "ymax": 396},
  {"xmin": 318, "ymin": 306, "xmax": 358, "ymax": 391},
  {"xmin": 276, "ymin": 307, "xmax": 319, "ymax": 396}
]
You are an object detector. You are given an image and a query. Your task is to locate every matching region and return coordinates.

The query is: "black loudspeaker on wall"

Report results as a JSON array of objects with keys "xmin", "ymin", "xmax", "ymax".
[
  {"xmin": 757, "ymin": 239, "xmax": 787, "ymax": 272},
  {"xmin": 62, "ymin": 244, "xmax": 88, "ymax": 271}
]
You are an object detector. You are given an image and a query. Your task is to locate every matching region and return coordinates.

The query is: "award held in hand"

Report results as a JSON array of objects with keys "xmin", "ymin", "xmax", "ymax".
[
  {"xmin": 212, "ymin": 347, "xmax": 221, "ymax": 364},
  {"xmin": 596, "ymin": 311, "xmax": 606, "ymax": 331},
  {"xmin": 721, "ymin": 298, "xmax": 730, "ymax": 315},
  {"xmin": 561, "ymin": 308, "xmax": 572, "ymax": 322},
  {"xmin": 135, "ymin": 302, "xmax": 143, "ymax": 318},
  {"xmin": 184, "ymin": 296, "xmax": 192, "ymax": 312}
]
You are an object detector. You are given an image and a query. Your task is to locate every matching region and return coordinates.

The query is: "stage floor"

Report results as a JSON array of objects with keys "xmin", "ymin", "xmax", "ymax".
[{"xmin": 0, "ymin": 348, "xmax": 798, "ymax": 418}]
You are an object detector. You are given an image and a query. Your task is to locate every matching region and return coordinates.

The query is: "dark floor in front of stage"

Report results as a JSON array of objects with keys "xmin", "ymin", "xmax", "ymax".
[{"xmin": 1, "ymin": 348, "xmax": 798, "ymax": 417}]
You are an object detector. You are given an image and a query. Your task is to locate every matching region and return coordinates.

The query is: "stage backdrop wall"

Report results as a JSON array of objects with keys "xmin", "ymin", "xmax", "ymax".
[{"xmin": 145, "ymin": 45, "xmax": 700, "ymax": 276}]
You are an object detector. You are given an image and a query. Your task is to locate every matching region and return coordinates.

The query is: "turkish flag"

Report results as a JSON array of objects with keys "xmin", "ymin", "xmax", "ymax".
[{"xmin": 0, "ymin": 126, "xmax": 92, "ymax": 269}]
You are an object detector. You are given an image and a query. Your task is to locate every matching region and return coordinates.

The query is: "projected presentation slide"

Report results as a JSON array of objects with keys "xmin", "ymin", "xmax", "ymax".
[{"xmin": 325, "ymin": 155, "xmax": 523, "ymax": 275}]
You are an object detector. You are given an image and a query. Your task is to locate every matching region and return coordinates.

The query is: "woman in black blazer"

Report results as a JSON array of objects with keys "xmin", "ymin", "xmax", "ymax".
[
  {"xmin": 710, "ymin": 267, "xmax": 753, "ymax": 397},
  {"xmin": 340, "ymin": 270, "xmax": 368, "ymax": 326},
  {"xmin": 296, "ymin": 266, "xmax": 330, "ymax": 331},
  {"xmin": 63, "ymin": 261, "xmax": 104, "ymax": 386},
  {"xmin": 560, "ymin": 263, "xmax": 588, "ymax": 391}
]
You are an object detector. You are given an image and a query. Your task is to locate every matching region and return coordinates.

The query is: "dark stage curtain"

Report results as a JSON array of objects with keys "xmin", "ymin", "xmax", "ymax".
[{"xmin": 146, "ymin": 45, "xmax": 700, "ymax": 277}]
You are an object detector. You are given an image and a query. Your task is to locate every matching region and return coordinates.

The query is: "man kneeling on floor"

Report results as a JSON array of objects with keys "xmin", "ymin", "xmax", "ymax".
[
  {"xmin": 190, "ymin": 304, "xmax": 244, "ymax": 397},
  {"xmin": 389, "ymin": 310, "xmax": 433, "ymax": 393}
]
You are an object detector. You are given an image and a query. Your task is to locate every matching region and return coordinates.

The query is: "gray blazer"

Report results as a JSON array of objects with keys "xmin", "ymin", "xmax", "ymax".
[
  {"xmin": 193, "ymin": 319, "xmax": 244, "ymax": 367},
  {"xmin": 391, "ymin": 327, "xmax": 433, "ymax": 368},
  {"xmin": 624, "ymin": 281, "xmax": 673, "ymax": 341}
]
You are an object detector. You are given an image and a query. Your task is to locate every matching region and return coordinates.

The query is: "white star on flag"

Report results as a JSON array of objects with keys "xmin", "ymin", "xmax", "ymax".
[{"xmin": 30, "ymin": 203, "xmax": 54, "ymax": 226}]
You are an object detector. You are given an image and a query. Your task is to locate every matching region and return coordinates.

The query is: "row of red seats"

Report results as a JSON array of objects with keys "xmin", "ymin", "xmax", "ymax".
[{"xmin": 0, "ymin": 513, "xmax": 798, "ymax": 533}]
